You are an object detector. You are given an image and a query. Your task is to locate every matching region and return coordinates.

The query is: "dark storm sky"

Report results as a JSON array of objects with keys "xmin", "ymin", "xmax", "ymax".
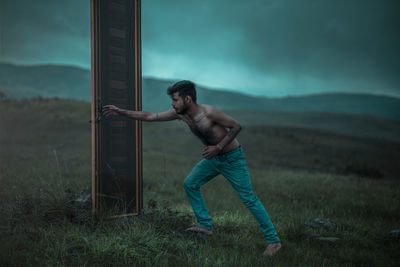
[{"xmin": 0, "ymin": 0, "xmax": 399, "ymax": 97}]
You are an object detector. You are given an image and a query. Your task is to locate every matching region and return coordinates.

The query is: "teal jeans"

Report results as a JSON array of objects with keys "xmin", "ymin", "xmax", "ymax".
[{"xmin": 183, "ymin": 146, "xmax": 280, "ymax": 244}]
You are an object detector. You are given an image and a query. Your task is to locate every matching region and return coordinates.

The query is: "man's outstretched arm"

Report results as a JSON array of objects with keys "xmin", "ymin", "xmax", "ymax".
[{"xmin": 102, "ymin": 105, "xmax": 178, "ymax": 122}]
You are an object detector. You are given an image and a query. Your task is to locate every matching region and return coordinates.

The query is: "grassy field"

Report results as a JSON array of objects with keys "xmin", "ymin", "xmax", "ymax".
[{"xmin": 0, "ymin": 98, "xmax": 399, "ymax": 266}]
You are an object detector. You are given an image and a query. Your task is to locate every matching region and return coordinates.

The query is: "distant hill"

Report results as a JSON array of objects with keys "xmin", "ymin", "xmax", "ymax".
[
  {"xmin": 225, "ymin": 110, "xmax": 400, "ymax": 143},
  {"xmin": 1, "ymin": 62, "xmax": 399, "ymax": 121},
  {"xmin": 0, "ymin": 63, "xmax": 91, "ymax": 101}
]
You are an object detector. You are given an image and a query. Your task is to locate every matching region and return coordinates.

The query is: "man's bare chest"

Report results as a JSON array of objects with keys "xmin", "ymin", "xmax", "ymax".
[{"xmin": 182, "ymin": 115, "xmax": 215, "ymax": 138}]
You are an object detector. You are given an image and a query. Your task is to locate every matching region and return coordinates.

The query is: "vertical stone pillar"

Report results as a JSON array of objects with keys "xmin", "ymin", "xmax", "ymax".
[{"xmin": 91, "ymin": 0, "xmax": 142, "ymax": 215}]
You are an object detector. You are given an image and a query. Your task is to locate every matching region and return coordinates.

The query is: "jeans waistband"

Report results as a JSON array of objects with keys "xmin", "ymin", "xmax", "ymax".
[{"xmin": 215, "ymin": 146, "xmax": 242, "ymax": 161}]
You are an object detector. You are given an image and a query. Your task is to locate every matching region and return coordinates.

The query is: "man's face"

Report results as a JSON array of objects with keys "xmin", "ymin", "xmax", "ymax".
[{"xmin": 171, "ymin": 92, "xmax": 188, "ymax": 114}]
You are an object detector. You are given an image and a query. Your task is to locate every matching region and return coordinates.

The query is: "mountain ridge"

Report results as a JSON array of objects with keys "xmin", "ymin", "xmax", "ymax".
[{"xmin": 1, "ymin": 62, "xmax": 399, "ymax": 121}]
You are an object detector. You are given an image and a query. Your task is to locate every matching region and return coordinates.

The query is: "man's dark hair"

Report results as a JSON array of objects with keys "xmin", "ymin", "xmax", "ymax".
[{"xmin": 167, "ymin": 80, "xmax": 197, "ymax": 103}]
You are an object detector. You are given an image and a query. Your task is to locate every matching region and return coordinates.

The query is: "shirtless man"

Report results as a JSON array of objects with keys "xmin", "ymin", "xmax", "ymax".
[{"xmin": 102, "ymin": 80, "xmax": 281, "ymax": 256}]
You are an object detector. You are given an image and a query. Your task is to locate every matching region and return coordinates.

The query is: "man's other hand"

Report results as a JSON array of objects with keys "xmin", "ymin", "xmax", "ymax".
[
  {"xmin": 202, "ymin": 146, "xmax": 221, "ymax": 160},
  {"xmin": 102, "ymin": 105, "xmax": 121, "ymax": 117}
]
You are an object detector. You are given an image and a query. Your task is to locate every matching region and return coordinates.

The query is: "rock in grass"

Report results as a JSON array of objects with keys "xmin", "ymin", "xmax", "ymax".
[
  {"xmin": 304, "ymin": 218, "xmax": 336, "ymax": 230},
  {"xmin": 75, "ymin": 187, "xmax": 91, "ymax": 206},
  {"xmin": 142, "ymin": 207, "xmax": 153, "ymax": 215},
  {"xmin": 71, "ymin": 187, "xmax": 92, "ymax": 223},
  {"xmin": 389, "ymin": 229, "xmax": 400, "ymax": 240}
]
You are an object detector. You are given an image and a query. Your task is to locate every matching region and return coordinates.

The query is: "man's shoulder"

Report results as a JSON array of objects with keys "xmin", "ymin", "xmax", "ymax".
[
  {"xmin": 200, "ymin": 104, "xmax": 218, "ymax": 114},
  {"xmin": 200, "ymin": 105, "xmax": 231, "ymax": 122},
  {"xmin": 200, "ymin": 104, "xmax": 238, "ymax": 123}
]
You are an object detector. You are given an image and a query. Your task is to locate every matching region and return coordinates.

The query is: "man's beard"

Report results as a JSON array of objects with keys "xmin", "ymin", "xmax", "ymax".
[{"xmin": 175, "ymin": 103, "xmax": 188, "ymax": 114}]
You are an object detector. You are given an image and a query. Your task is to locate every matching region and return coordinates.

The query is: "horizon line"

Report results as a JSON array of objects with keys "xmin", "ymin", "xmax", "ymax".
[{"xmin": 1, "ymin": 61, "xmax": 399, "ymax": 100}]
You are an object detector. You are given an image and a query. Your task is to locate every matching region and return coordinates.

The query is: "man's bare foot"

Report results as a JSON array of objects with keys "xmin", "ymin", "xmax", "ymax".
[
  {"xmin": 263, "ymin": 242, "xmax": 282, "ymax": 256},
  {"xmin": 185, "ymin": 226, "xmax": 213, "ymax": 236}
]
